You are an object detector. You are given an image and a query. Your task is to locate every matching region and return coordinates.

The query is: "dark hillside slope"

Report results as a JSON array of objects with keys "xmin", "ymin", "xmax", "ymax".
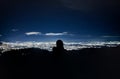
[{"xmin": 0, "ymin": 47, "xmax": 120, "ymax": 79}]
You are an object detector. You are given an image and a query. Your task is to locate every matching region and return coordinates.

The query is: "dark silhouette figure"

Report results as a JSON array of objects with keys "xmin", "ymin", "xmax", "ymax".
[
  {"xmin": 52, "ymin": 40, "xmax": 66, "ymax": 62},
  {"xmin": 52, "ymin": 40, "xmax": 69, "ymax": 79}
]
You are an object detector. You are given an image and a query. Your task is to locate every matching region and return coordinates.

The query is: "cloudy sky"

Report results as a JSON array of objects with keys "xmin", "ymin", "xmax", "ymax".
[{"xmin": 0, "ymin": 0, "xmax": 120, "ymax": 42}]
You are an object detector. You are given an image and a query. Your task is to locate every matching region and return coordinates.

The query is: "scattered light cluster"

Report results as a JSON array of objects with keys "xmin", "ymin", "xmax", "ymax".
[{"xmin": 0, "ymin": 41, "xmax": 120, "ymax": 52}]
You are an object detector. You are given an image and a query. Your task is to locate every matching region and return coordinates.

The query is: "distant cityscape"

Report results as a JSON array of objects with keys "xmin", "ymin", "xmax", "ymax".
[{"xmin": 0, "ymin": 41, "xmax": 120, "ymax": 53}]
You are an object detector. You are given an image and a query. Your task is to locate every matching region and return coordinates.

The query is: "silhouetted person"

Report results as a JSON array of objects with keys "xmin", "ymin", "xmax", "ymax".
[
  {"xmin": 52, "ymin": 40, "xmax": 66, "ymax": 61},
  {"xmin": 52, "ymin": 40, "xmax": 72, "ymax": 79}
]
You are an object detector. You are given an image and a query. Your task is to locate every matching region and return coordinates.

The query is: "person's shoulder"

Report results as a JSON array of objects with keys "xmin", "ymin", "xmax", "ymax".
[
  {"xmin": 53, "ymin": 47, "xmax": 57, "ymax": 49},
  {"xmin": 52, "ymin": 47, "xmax": 57, "ymax": 51}
]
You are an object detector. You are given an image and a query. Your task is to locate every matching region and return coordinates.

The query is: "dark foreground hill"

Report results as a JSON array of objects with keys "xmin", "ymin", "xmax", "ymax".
[{"xmin": 0, "ymin": 47, "xmax": 120, "ymax": 79}]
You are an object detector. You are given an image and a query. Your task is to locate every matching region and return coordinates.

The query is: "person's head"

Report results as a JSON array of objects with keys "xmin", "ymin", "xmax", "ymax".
[{"xmin": 56, "ymin": 40, "xmax": 64, "ymax": 48}]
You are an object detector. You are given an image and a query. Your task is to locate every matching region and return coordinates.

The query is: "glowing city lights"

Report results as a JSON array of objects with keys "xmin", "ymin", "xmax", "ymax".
[{"xmin": 0, "ymin": 41, "xmax": 120, "ymax": 53}]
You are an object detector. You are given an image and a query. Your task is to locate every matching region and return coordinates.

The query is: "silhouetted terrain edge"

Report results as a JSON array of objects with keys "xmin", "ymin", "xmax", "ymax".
[{"xmin": 0, "ymin": 47, "xmax": 120, "ymax": 79}]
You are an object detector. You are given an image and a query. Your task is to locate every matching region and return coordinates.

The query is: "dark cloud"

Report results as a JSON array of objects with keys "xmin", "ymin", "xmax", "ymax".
[
  {"xmin": 0, "ymin": 0, "xmax": 61, "ymax": 9},
  {"xmin": 1, "ymin": 0, "xmax": 120, "ymax": 15},
  {"xmin": 60, "ymin": 0, "xmax": 120, "ymax": 11},
  {"xmin": 1, "ymin": 0, "xmax": 120, "ymax": 13}
]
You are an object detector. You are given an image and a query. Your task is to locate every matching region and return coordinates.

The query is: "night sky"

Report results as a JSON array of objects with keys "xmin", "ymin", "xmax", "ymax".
[{"xmin": 0, "ymin": 0, "xmax": 120, "ymax": 42}]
